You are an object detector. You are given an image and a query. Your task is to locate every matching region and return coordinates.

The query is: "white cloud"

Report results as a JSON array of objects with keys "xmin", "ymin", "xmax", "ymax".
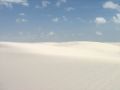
[
  {"xmin": 56, "ymin": 0, "xmax": 67, "ymax": 7},
  {"xmin": 102, "ymin": 1, "xmax": 120, "ymax": 24},
  {"xmin": 52, "ymin": 17, "xmax": 59, "ymax": 22},
  {"xmin": 65, "ymin": 7, "xmax": 75, "ymax": 12},
  {"xmin": 35, "ymin": 5, "xmax": 41, "ymax": 9},
  {"xmin": 48, "ymin": 32, "xmax": 55, "ymax": 36},
  {"xmin": 41, "ymin": 0, "xmax": 51, "ymax": 8},
  {"xmin": 18, "ymin": 31, "xmax": 23, "ymax": 35},
  {"xmin": 96, "ymin": 31, "xmax": 103, "ymax": 36},
  {"xmin": 52, "ymin": 16, "xmax": 68, "ymax": 22},
  {"xmin": 16, "ymin": 18, "xmax": 28, "ymax": 23},
  {"xmin": 112, "ymin": 13, "xmax": 120, "ymax": 24},
  {"xmin": 61, "ymin": 0, "xmax": 67, "ymax": 3},
  {"xmin": 103, "ymin": 1, "xmax": 120, "ymax": 11},
  {"xmin": 62, "ymin": 16, "xmax": 67, "ymax": 21},
  {"xmin": 0, "ymin": 0, "xmax": 29, "ymax": 7},
  {"xmin": 76, "ymin": 17, "xmax": 86, "ymax": 23},
  {"xmin": 56, "ymin": 2, "xmax": 61, "ymax": 7},
  {"xmin": 19, "ymin": 13, "xmax": 25, "ymax": 16},
  {"xmin": 95, "ymin": 17, "xmax": 107, "ymax": 24}
]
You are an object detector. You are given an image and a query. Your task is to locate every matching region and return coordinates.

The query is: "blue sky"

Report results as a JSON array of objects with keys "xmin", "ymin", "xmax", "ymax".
[{"xmin": 0, "ymin": 0, "xmax": 120, "ymax": 42}]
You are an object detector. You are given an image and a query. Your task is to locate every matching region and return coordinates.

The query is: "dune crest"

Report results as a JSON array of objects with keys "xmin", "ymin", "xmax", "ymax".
[{"xmin": 0, "ymin": 41, "xmax": 120, "ymax": 62}]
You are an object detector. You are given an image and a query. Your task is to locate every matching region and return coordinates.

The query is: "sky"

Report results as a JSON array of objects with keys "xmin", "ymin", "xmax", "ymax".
[{"xmin": 0, "ymin": 0, "xmax": 120, "ymax": 42}]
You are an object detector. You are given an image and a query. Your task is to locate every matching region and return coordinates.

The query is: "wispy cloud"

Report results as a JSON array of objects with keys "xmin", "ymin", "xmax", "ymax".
[
  {"xmin": 61, "ymin": 0, "xmax": 67, "ymax": 3},
  {"xmin": 51, "ymin": 16, "xmax": 69, "ymax": 23},
  {"xmin": 48, "ymin": 31, "xmax": 55, "ymax": 36},
  {"xmin": 52, "ymin": 17, "xmax": 59, "ymax": 22},
  {"xmin": 16, "ymin": 18, "xmax": 28, "ymax": 23},
  {"xmin": 65, "ymin": 7, "xmax": 75, "ymax": 12},
  {"xmin": 41, "ymin": 0, "xmax": 51, "ymax": 8},
  {"xmin": 62, "ymin": 16, "xmax": 68, "ymax": 21},
  {"xmin": 19, "ymin": 13, "xmax": 25, "ymax": 16},
  {"xmin": 56, "ymin": 0, "xmax": 67, "ymax": 7},
  {"xmin": 0, "ymin": 0, "xmax": 29, "ymax": 7},
  {"xmin": 112, "ymin": 13, "xmax": 120, "ymax": 24},
  {"xmin": 35, "ymin": 5, "xmax": 41, "ymax": 9},
  {"xmin": 96, "ymin": 31, "xmax": 103, "ymax": 36},
  {"xmin": 76, "ymin": 17, "xmax": 86, "ymax": 23}
]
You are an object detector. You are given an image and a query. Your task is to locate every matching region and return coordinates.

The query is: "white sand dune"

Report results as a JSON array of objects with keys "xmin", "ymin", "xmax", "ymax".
[{"xmin": 0, "ymin": 41, "xmax": 120, "ymax": 90}]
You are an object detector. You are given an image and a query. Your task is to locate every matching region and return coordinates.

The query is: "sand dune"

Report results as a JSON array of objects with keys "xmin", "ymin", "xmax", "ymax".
[{"xmin": 0, "ymin": 41, "xmax": 120, "ymax": 90}]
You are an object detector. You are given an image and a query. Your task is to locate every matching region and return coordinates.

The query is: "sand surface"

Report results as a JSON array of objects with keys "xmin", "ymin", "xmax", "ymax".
[{"xmin": 0, "ymin": 41, "xmax": 120, "ymax": 90}]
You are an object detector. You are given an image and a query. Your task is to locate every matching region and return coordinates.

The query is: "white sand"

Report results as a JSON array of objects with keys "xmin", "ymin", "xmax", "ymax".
[{"xmin": 0, "ymin": 41, "xmax": 120, "ymax": 90}]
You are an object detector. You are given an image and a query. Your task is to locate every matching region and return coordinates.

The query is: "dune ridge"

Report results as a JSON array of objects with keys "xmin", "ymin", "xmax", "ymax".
[{"xmin": 0, "ymin": 41, "xmax": 120, "ymax": 62}]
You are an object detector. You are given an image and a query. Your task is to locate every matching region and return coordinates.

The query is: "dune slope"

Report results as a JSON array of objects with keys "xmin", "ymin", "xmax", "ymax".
[{"xmin": 0, "ymin": 41, "xmax": 120, "ymax": 90}]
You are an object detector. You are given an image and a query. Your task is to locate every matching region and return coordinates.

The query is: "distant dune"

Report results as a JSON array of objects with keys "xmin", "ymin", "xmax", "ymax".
[{"xmin": 0, "ymin": 41, "xmax": 120, "ymax": 90}]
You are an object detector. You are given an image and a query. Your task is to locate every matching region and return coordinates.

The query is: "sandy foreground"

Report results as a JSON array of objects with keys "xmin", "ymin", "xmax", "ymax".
[{"xmin": 0, "ymin": 41, "xmax": 120, "ymax": 90}]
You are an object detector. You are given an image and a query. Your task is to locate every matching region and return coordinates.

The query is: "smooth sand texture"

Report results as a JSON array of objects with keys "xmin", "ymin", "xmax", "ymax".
[{"xmin": 0, "ymin": 41, "xmax": 120, "ymax": 90}]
